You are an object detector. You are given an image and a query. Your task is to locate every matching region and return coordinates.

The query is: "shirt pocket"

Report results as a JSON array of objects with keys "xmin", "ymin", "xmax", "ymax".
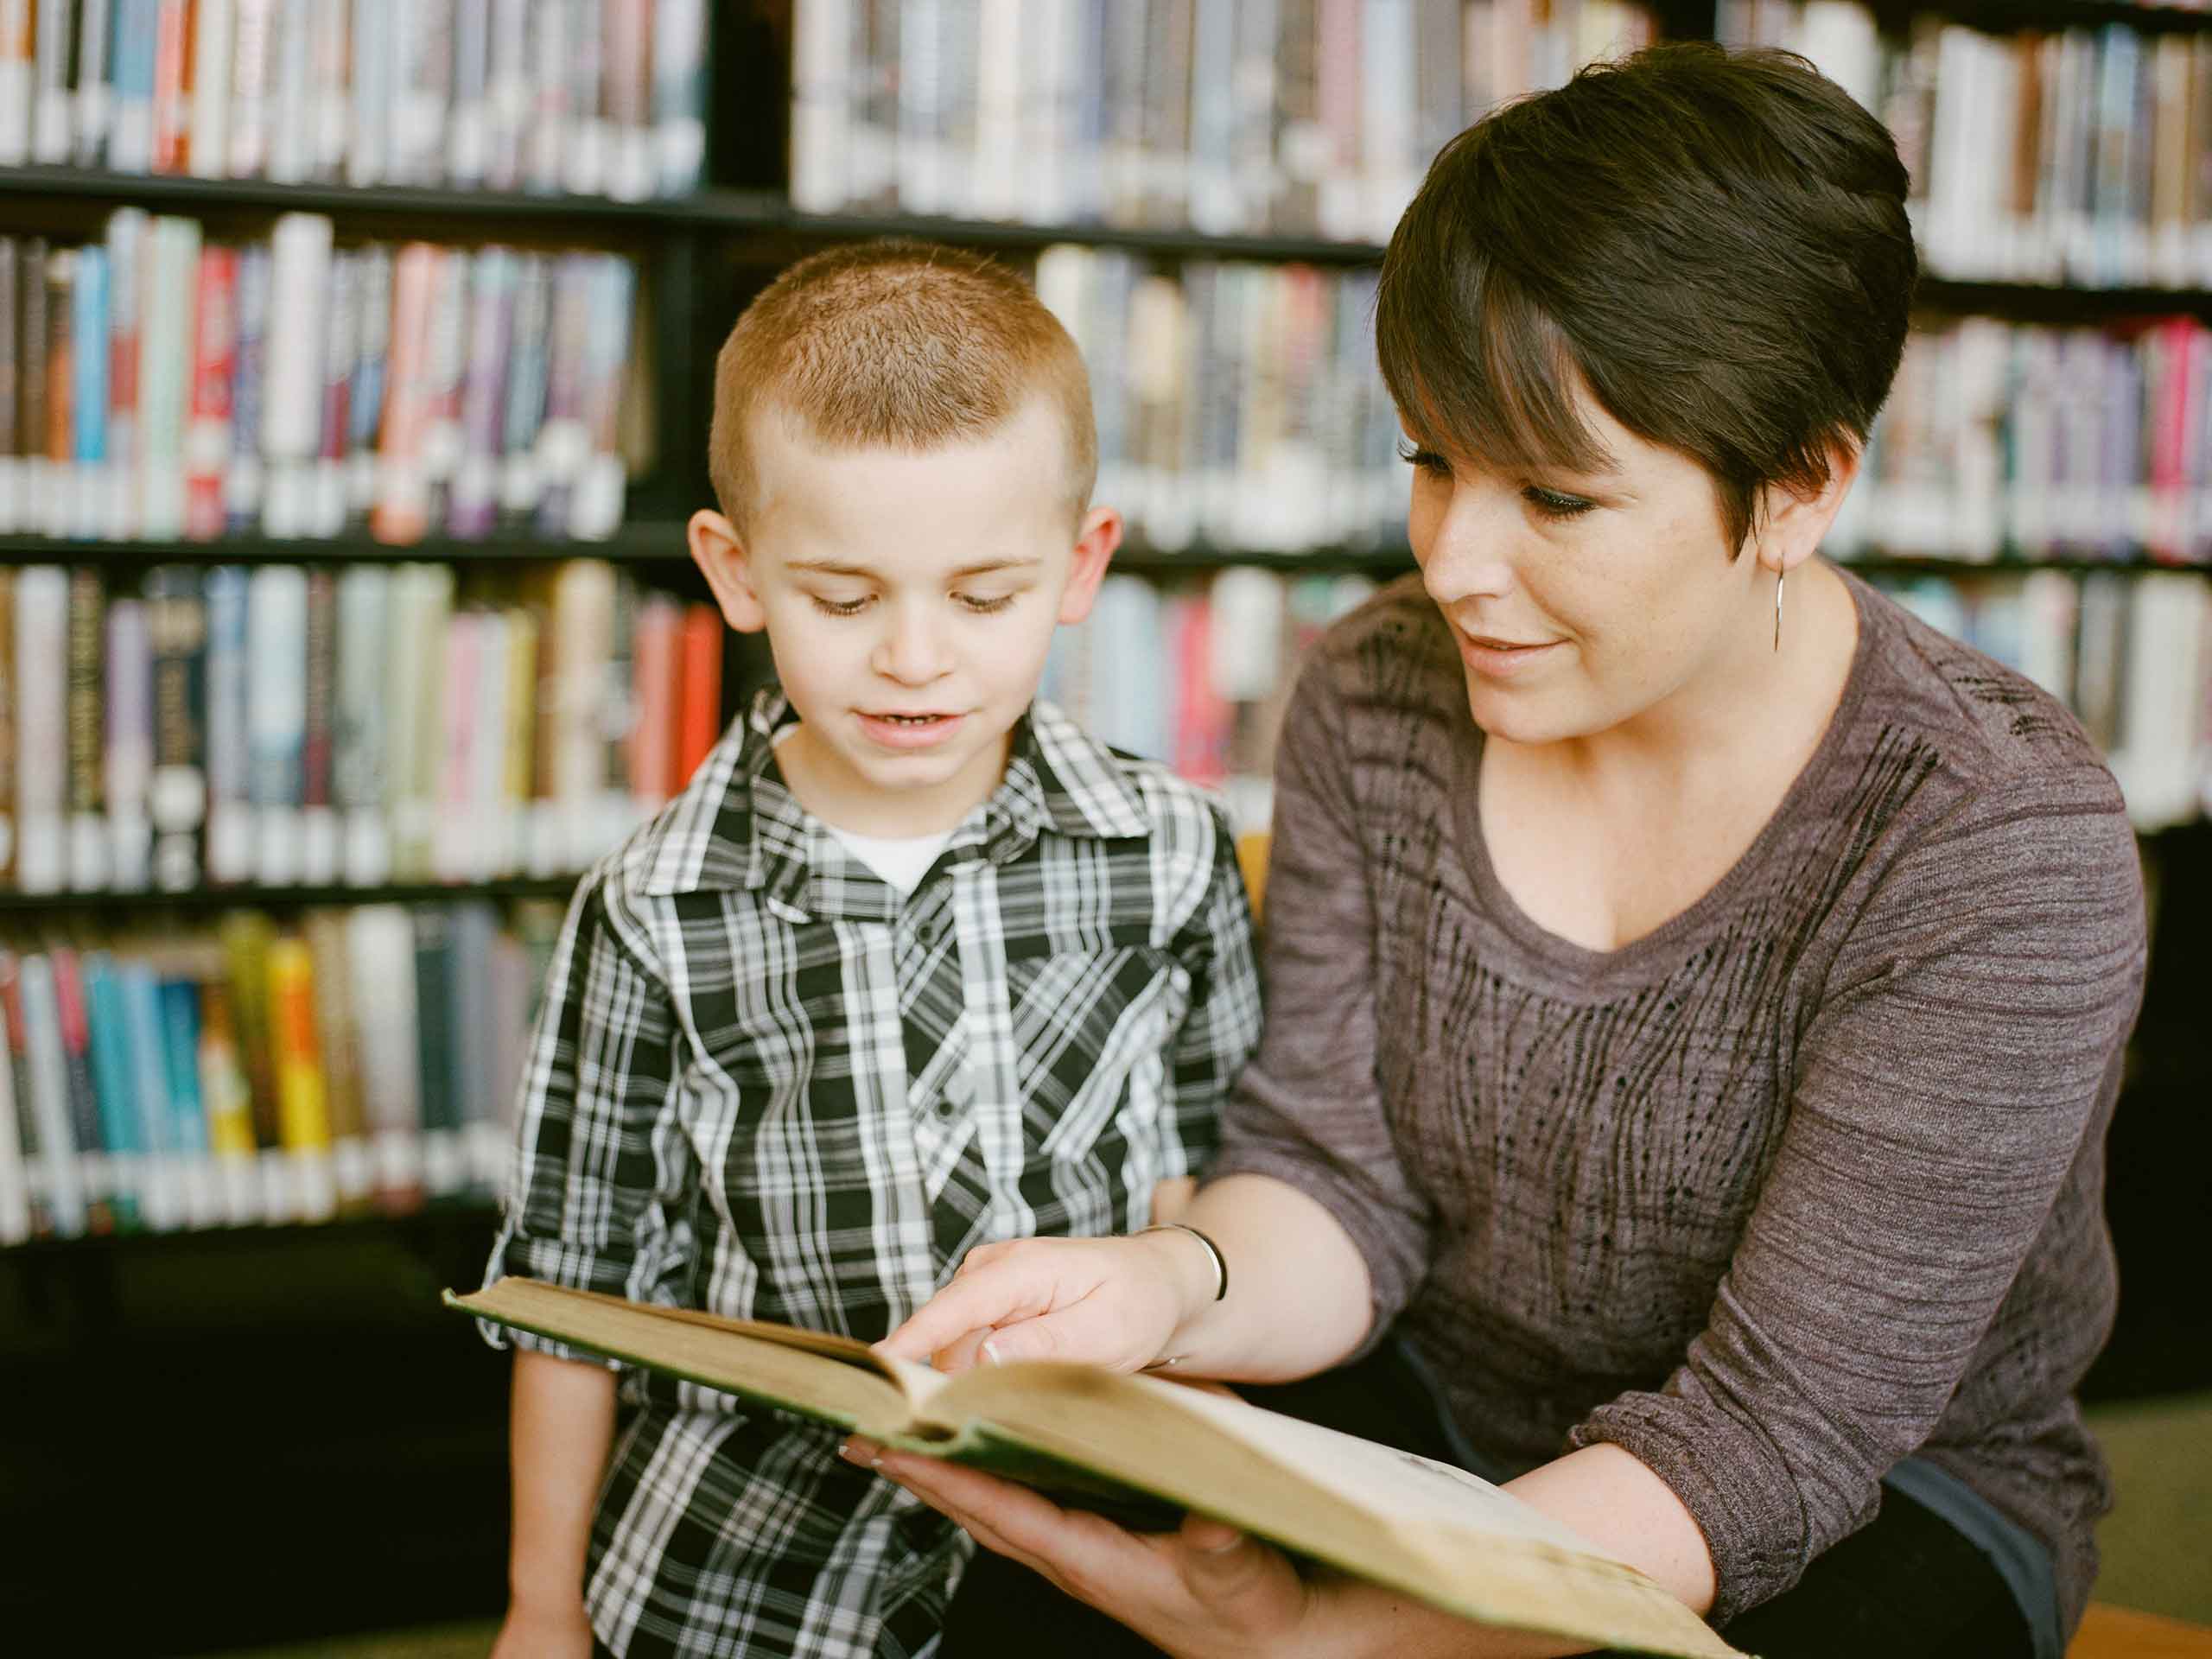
[{"xmin": 1002, "ymin": 938, "xmax": 1187, "ymax": 1169}]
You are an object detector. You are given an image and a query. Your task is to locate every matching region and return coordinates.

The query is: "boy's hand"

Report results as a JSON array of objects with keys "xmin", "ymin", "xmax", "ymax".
[
  {"xmin": 491, "ymin": 1597, "xmax": 596, "ymax": 1659},
  {"xmin": 878, "ymin": 1231, "xmax": 1219, "ymax": 1375}
]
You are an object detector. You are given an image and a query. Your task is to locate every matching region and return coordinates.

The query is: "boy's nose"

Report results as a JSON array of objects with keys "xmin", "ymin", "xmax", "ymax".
[{"xmin": 873, "ymin": 614, "xmax": 951, "ymax": 685}]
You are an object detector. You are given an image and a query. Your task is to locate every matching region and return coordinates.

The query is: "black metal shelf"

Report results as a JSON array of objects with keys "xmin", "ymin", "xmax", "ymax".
[
  {"xmin": 1859, "ymin": 0, "xmax": 2212, "ymax": 37},
  {"xmin": 0, "ymin": 874, "xmax": 581, "ymax": 914},
  {"xmin": 0, "ymin": 521, "xmax": 694, "ymax": 565},
  {"xmin": 1842, "ymin": 551, "xmax": 2212, "ymax": 577},
  {"xmin": 0, "ymin": 1196, "xmax": 502, "ymax": 1263},
  {"xmin": 1917, "ymin": 275, "xmax": 2212, "ymax": 324},
  {"xmin": 758, "ymin": 209, "xmax": 1391, "ymax": 267},
  {"xmin": 1114, "ymin": 543, "xmax": 1414, "ymax": 575}
]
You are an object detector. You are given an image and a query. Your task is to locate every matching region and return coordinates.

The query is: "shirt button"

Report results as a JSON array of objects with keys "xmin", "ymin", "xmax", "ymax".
[
  {"xmin": 914, "ymin": 912, "xmax": 946, "ymax": 946},
  {"xmin": 932, "ymin": 1098, "xmax": 958, "ymax": 1120}
]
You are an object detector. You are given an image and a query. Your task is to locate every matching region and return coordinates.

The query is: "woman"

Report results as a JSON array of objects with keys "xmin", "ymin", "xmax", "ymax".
[{"xmin": 854, "ymin": 44, "xmax": 2145, "ymax": 1659}]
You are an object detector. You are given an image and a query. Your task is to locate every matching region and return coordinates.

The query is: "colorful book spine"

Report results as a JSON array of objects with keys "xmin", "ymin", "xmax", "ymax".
[
  {"xmin": 245, "ymin": 563, "xmax": 307, "ymax": 887},
  {"xmin": 65, "ymin": 568, "xmax": 108, "ymax": 891},
  {"xmin": 74, "ymin": 0, "xmax": 114, "ymax": 168},
  {"xmin": 48, "ymin": 948, "xmax": 114, "ymax": 1231},
  {"xmin": 195, "ymin": 976, "xmax": 259, "ymax": 1223},
  {"xmin": 150, "ymin": 0, "xmax": 191, "ymax": 172},
  {"xmin": 104, "ymin": 595, "xmax": 155, "ymax": 891},
  {"xmin": 187, "ymin": 0, "xmax": 236, "ymax": 180},
  {"xmin": 103, "ymin": 208, "xmax": 148, "ymax": 543},
  {"xmin": 448, "ymin": 246, "xmax": 517, "ymax": 540},
  {"xmin": 157, "ymin": 976, "xmax": 218, "ymax": 1226},
  {"xmin": 183, "ymin": 243, "xmax": 237, "ymax": 541},
  {"xmin": 224, "ymin": 243, "xmax": 270, "ymax": 532},
  {"xmin": 15, "ymin": 954, "xmax": 87, "ymax": 1236},
  {"xmin": 266, "ymin": 936, "xmax": 335, "ymax": 1222},
  {"xmin": 139, "ymin": 213, "xmax": 198, "ymax": 538}
]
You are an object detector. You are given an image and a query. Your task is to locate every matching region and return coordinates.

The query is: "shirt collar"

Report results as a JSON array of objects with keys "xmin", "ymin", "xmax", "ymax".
[{"xmin": 627, "ymin": 687, "xmax": 1153, "ymax": 915}]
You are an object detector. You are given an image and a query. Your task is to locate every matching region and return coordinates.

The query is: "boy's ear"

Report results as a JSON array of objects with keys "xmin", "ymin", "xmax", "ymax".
[
  {"xmin": 1754, "ymin": 439, "xmax": 1861, "ymax": 578},
  {"xmin": 1056, "ymin": 505, "xmax": 1122, "ymax": 626},
  {"xmin": 689, "ymin": 509, "xmax": 768, "ymax": 632}
]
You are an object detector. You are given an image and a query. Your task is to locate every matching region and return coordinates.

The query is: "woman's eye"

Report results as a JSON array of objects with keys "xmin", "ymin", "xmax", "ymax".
[
  {"xmin": 1523, "ymin": 485, "xmax": 1597, "ymax": 520},
  {"xmin": 810, "ymin": 594, "xmax": 871, "ymax": 617},
  {"xmin": 1396, "ymin": 442, "xmax": 1452, "ymax": 480},
  {"xmin": 957, "ymin": 592, "xmax": 1019, "ymax": 615}
]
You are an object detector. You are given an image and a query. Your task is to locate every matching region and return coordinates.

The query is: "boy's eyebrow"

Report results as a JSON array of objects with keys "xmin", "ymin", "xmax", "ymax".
[{"xmin": 783, "ymin": 556, "xmax": 1046, "ymax": 580}]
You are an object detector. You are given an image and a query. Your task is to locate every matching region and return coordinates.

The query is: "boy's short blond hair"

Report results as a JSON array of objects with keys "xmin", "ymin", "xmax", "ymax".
[{"xmin": 709, "ymin": 240, "xmax": 1098, "ymax": 532}]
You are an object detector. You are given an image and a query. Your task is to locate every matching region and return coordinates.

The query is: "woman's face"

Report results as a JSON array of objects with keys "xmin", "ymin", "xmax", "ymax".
[{"xmin": 1403, "ymin": 391, "xmax": 1768, "ymax": 747}]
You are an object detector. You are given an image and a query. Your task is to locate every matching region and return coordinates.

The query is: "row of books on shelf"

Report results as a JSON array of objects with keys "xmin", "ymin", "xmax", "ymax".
[
  {"xmin": 0, "ymin": 559, "xmax": 724, "ymax": 897},
  {"xmin": 1726, "ymin": 2, "xmax": 2212, "ymax": 289},
  {"xmin": 1050, "ymin": 564, "xmax": 2212, "ymax": 835},
  {"xmin": 790, "ymin": 0, "xmax": 1656, "ymax": 244},
  {"xmin": 0, "ymin": 0, "xmax": 707, "ymax": 199},
  {"xmin": 1828, "ymin": 315, "xmax": 2212, "ymax": 565},
  {"xmin": 1036, "ymin": 247, "xmax": 1404, "ymax": 555},
  {"xmin": 0, "ymin": 219, "xmax": 644, "ymax": 545},
  {"xmin": 0, "ymin": 897, "xmax": 561, "ymax": 1244}
]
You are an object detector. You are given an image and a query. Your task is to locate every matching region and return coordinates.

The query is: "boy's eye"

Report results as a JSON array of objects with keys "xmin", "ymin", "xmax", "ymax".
[
  {"xmin": 956, "ymin": 592, "xmax": 1019, "ymax": 615},
  {"xmin": 1395, "ymin": 442, "xmax": 1452, "ymax": 480},
  {"xmin": 810, "ymin": 594, "xmax": 872, "ymax": 617},
  {"xmin": 1522, "ymin": 485, "xmax": 1597, "ymax": 520}
]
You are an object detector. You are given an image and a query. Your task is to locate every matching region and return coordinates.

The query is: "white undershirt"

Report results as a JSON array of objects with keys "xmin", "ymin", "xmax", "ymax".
[{"xmin": 775, "ymin": 725, "xmax": 953, "ymax": 896}]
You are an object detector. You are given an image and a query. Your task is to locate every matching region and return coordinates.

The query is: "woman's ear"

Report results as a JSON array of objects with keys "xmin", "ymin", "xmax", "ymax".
[
  {"xmin": 1057, "ymin": 505, "xmax": 1124, "ymax": 626},
  {"xmin": 689, "ymin": 509, "xmax": 769, "ymax": 632},
  {"xmin": 1756, "ymin": 441, "xmax": 1863, "ymax": 577}
]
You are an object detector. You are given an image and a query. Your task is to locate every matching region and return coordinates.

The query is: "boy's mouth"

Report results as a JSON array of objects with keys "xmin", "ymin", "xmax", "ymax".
[{"xmin": 856, "ymin": 710, "xmax": 967, "ymax": 750}]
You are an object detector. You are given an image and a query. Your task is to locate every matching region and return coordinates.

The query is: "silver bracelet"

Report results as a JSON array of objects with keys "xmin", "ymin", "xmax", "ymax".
[{"xmin": 1137, "ymin": 1221, "xmax": 1229, "ymax": 1303}]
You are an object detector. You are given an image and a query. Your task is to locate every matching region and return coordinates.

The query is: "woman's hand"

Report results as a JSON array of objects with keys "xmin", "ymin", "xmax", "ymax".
[
  {"xmin": 844, "ymin": 1439, "xmax": 1327, "ymax": 1659},
  {"xmin": 878, "ymin": 1230, "xmax": 1220, "ymax": 1374}
]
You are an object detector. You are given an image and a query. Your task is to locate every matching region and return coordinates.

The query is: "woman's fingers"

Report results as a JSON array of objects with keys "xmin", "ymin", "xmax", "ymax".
[{"xmin": 876, "ymin": 1252, "xmax": 1064, "ymax": 1362}]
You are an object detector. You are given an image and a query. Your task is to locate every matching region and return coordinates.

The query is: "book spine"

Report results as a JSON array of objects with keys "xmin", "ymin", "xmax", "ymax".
[
  {"xmin": 627, "ymin": 595, "xmax": 677, "ymax": 807},
  {"xmin": 11, "ymin": 567, "xmax": 65, "ymax": 894},
  {"xmin": 603, "ymin": 0, "xmax": 653, "ymax": 202},
  {"xmin": 394, "ymin": 563, "xmax": 452, "ymax": 881},
  {"xmin": 395, "ymin": 0, "xmax": 453, "ymax": 186},
  {"xmin": 417, "ymin": 245, "xmax": 469, "ymax": 534},
  {"xmin": 266, "ymin": 936, "xmax": 335, "ymax": 1222},
  {"xmin": 310, "ymin": 245, "xmax": 356, "ymax": 536},
  {"xmin": 201, "ymin": 565, "xmax": 251, "ymax": 883},
  {"xmin": 0, "ymin": 947, "xmax": 27, "ymax": 1243},
  {"xmin": 433, "ymin": 608, "xmax": 480, "ymax": 880},
  {"xmin": 139, "ymin": 213, "xmax": 198, "ymax": 539},
  {"xmin": 346, "ymin": 243, "xmax": 391, "ymax": 524},
  {"xmin": 334, "ymin": 563, "xmax": 391, "ymax": 886},
  {"xmin": 83, "ymin": 956, "xmax": 144, "ymax": 1230},
  {"xmin": 483, "ymin": 0, "xmax": 530, "ymax": 190},
  {"xmin": 0, "ymin": 571, "xmax": 13, "ymax": 887},
  {"xmin": 157, "ymin": 976, "xmax": 217, "ymax": 1226},
  {"xmin": 448, "ymin": 0, "xmax": 490, "ymax": 186},
  {"xmin": 498, "ymin": 252, "xmax": 551, "ymax": 524},
  {"xmin": 216, "ymin": 911, "xmax": 278, "ymax": 1211},
  {"xmin": 105, "ymin": 596, "xmax": 155, "ymax": 891},
  {"xmin": 151, "ymin": 0, "xmax": 190, "ymax": 172},
  {"xmin": 110, "ymin": 0, "xmax": 158, "ymax": 174},
  {"xmin": 225, "ymin": 243, "xmax": 270, "ymax": 532},
  {"xmin": 532, "ymin": 253, "xmax": 592, "ymax": 537},
  {"xmin": 261, "ymin": 0, "xmax": 308, "ymax": 181},
  {"xmin": 49, "ymin": 948, "xmax": 117, "ymax": 1232},
  {"xmin": 181, "ymin": 245, "xmax": 236, "ymax": 540},
  {"xmin": 18, "ymin": 240, "xmax": 47, "ymax": 542},
  {"xmin": 345, "ymin": 905, "xmax": 423, "ymax": 1209},
  {"xmin": 71, "ymin": 241, "xmax": 108, "ymax": 543},
  {"xmin": 307, "ymin": 0, "xmax": 346, "ymax": 181},
  {"xmin": 0, "ymin": 0, "xmax": 29, "ymax": 165},
  {"xmin": 523, "ymin": 0, "xmax": 568, "ymax": 193},
  {"xmin": 65, "ymin": 568, "xmax": 109, "ymax": 892},
  {"xmin": 569, "ymin": 253, "xmax": 633, "ymax": 541},
  {"xmin": 101, "ymin": 207, "xmax": 143, "ymax": 541},
  {"xmin": 0, "ymin": 236, "xmax": 16, "ymax": 537},
  {"xmin": 245, "ymin": 564, "xmax": 307, "ymax": 887},
  {"xmin": 410, "ymin": 905, "xmax": 463, "ymax": 1196},
  {"xmin": 225, "ymin": 0, "xmax": 272, "ymax": 177},
  {"xmin": 259, "ymin": 211, "xmax": 332, "ymax": 537},
  {"xmin": 16, "ymin": 954, "xmax": 86, "ymax": 1235},
  {"xmin": 562, "ymin": 0, "xmax": 605, "ymax": 196},
  {"xmin": 73, "ymin": 0, "xmax": 112, "ymax": 168},
  {"xmin": 146, "ymin": 565, "xmax": 208, "ymax": 892},
  {"xmin": 30, "ymin": 0, "xmax": 73, "ymax": 164},
  {"xmin": 345, "ymin": 0, "xmax": 389, "ymax": 186},
  {"xmin": 40, "ymin": 249, "xmax": 73, "ymax": 538},
  {"xmin": 372, "ymin": 244, "xmax": 435, "ymax": 544},
  {"xmin": 449, "ymin": 245, "xmax": 516, "ymax": 541},
  {"xmin": 677, "ymin": 603, "xmax": 722, "ymax": 787},
  {"xmin": 652, "ymin": 0, "xmax": 706, "ymax": 197},
  {"xmin": 120, "ymin": 963, "xmax": 181, "ymax": 1229},
  {"xmin": 194, "ymin": 976, "xmax": 259, "ymax": 1223},
  {"xmin": 450, "ymin": 901, "xmax": 504, "ymax": 1186},
  {"xmin": 301, "ymin": 567, "xmax": 338, "ymax": 884},
  {"xmin": 188, "ymin": 0, "xmax": 234, "ymax": 177},
  {"xmin": 500, "ymin": 604, "xmax": 537, "ymax": 874}
]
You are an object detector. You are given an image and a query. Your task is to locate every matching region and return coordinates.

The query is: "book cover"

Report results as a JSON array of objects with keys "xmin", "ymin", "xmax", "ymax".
[{"xmin": 453, "ymin": 1278, "xmax": 1747, "ymax": 1659}]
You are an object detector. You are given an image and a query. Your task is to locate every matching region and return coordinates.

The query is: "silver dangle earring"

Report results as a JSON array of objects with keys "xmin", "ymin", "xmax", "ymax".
[{"xmin": 1773, "ymin": 566, "xmax": 1786, "ymax": 652}]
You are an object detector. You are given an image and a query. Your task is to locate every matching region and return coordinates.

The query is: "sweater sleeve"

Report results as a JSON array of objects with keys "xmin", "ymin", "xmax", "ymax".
[
  {"xmin": 1204, "ymin": 658, "xmax": 1438, "ymax": 1353},
  {"xmin": 1570, "ymin": 780, "xmax": 2145, "ymax": 1622}
]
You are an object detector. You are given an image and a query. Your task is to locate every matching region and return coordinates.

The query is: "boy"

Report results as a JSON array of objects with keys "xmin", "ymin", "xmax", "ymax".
[{"xmin": 481, "ymin": 241, "xmax": 1263, "ymax": 1659}]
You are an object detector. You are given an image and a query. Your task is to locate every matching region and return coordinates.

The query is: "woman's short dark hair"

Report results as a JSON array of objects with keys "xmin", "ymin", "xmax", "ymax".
[{"xmin": 1375, "ymin": 43, "xmax": 1916, "ymax": 554}]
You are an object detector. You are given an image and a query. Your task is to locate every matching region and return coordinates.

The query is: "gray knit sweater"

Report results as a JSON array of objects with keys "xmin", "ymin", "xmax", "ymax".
[{"xmin": 1208, "ymin": 570, "xmax": 2146, "ymax": 1635}]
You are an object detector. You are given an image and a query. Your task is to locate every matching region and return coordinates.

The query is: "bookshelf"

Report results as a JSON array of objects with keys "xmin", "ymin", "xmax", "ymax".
[{"xmin": 2, "ymin": 2, "xmax": 2209, "ymax": 1653}]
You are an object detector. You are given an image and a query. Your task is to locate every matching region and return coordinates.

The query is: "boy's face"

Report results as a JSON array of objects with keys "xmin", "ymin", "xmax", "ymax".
[{"xmin": 690, "ymin": 394, "xmax": 1118, "ymax": 837}]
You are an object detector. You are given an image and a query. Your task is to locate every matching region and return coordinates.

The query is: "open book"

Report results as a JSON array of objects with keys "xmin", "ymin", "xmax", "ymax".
[{"xmin": 449, "ymin": 1277, "xmax": 1747, "ymax": 1659}]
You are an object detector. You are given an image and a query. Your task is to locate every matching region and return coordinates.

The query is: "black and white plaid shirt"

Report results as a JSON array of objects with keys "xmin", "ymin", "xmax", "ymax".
[{"xmin": 483, "ymin": 689, "xmax": 1263, "ymax": 1659}]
